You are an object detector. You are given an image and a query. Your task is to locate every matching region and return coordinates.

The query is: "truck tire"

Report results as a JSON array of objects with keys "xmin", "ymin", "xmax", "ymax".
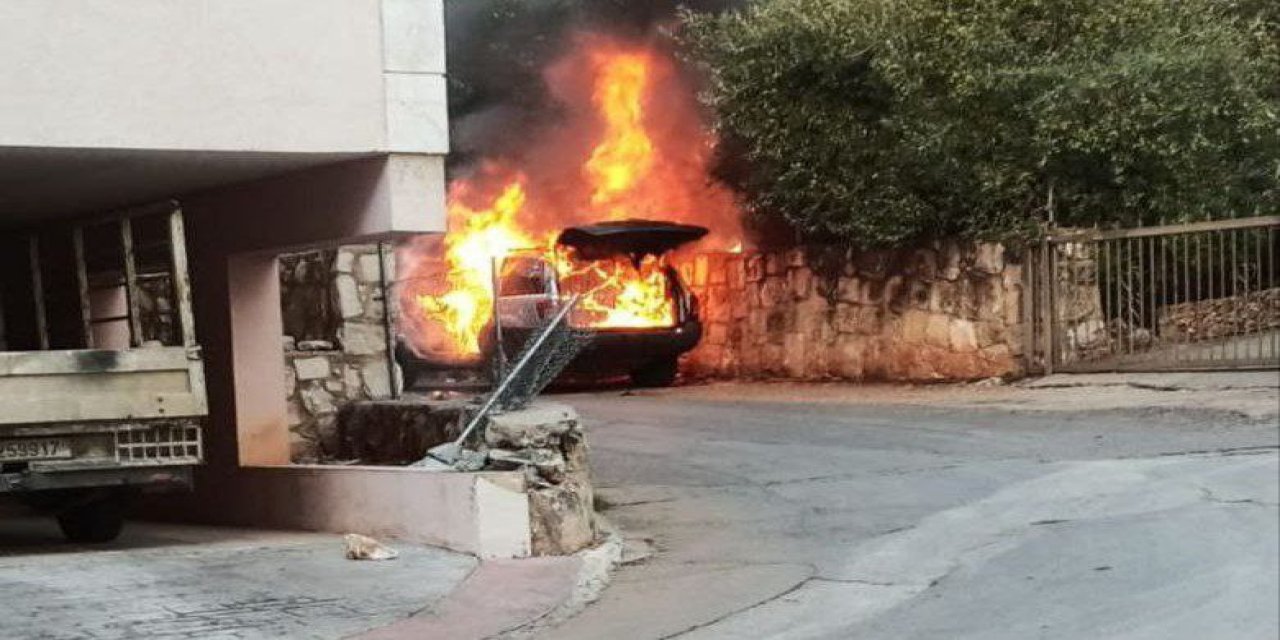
[
  {"xmin": 630, "ymin": 357, "xmax": 679, "ymax": 388},
  {"xmin": 57, "ymin": 495, "xmax": 125, "ymax": 543}
]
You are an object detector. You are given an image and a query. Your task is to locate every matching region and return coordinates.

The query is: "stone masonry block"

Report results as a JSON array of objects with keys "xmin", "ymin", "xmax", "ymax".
[
  {"xmin": 901, "ymin": 309, "xmax": 930, "ymax": 344},
  {"xmin": 340, "ymin": 322, "xmax": 387, "ymax": 356},
  {"xmin": 729, "ymin": 256, "xmax": 746, "ymax": 291},
  {"xmin": 708, "ymin": 255, "xmax": 727, "ymax": 286},
  {"xmin": 300, "ymin": 384, "xmax": 337, "ymax": 415},
  {"xmin": 362, "ymin": 362, "xmax": 392, "ymax": 398},
  {"xmin": 745, "ymin": 254, "xmax": 766, "ymax": 282},
  {"xmin": 485, "ymin": 402, "xmax": 579, "ymax": 449},
  {"xmin": 766, "ymin": 253, "xmax": 786, "ymax": 276},
  {"xmin": 358, "ymin": 253, "xmax": 384, "ymax": 283},
  {"xmin": 293, "ymin": 356, "xmax": 332, "ymax": 381},
  {"xmin": 336, "ymin": 274, "xmax": 362, "ymax": 318},
  {"xmin": 972, "ymin": 243, "xmax": 1005, "ymax": 275},
  {"xmin": 335, "ymin": 250, "xmax": 355, "ymax": 274},
  {"xmin": 949, "ymin": 319, "xmax": 978, "ymax": 352},
  {"xmin": 925, "ymin": 313, "xmax": 951, "ymax": 348},
  {"xmin": 790, "ymin": 267, "xmax": 812, "ymax": 300}
]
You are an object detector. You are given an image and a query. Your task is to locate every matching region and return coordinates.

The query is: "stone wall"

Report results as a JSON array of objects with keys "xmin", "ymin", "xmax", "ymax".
[
  {"xmin": 281, "ymin": 244, "xmax": 396, "ymax": 462},
  {"xmin": 680, "ymin": 243, "xmax": 1025, "ymax": 382}
]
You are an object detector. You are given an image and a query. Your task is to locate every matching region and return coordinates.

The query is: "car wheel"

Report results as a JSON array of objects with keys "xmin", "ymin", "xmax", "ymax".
[
  {"xmin": 57, "ymin": 494, "xmax": 126, "ymax": 543},
  {"xmin": 630, "ymin": 357, "xmax": 679, "ymax": 388}
]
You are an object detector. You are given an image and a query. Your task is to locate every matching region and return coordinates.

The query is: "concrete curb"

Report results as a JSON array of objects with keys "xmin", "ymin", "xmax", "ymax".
[
  {"xmin": 496, "ymin": 515, "xmax": 625, "ymax": 639},
  {"xmin": 352, "ymin": 518, "xmax": 623, "ymax": 640}
]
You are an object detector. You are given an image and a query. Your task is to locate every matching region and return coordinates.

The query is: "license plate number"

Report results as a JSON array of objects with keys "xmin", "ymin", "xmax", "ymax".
[{"xmin": 0, "ymin": 438, "xmax": 73, "ymax": 461}]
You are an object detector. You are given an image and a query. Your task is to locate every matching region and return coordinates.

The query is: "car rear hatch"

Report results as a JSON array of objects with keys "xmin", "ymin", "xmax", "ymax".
[{"xmin": 556, "ymin": 219, "xmax": 708, "ymax": 261}]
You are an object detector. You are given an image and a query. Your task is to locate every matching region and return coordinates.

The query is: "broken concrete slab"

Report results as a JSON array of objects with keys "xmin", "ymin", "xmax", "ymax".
[{"xmin": 485, "ymin": 402, "xmax": 578, "ymax": 449}]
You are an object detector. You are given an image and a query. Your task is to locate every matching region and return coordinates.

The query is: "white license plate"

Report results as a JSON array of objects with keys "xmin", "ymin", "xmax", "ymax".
[{"xmin": 0, "ymin": 438, "xmax": 73, "ymax": 461}]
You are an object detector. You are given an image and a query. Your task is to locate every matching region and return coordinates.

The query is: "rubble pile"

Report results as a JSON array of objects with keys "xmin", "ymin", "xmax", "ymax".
[{"xmin": 484, "ymin": 402, "xmax": 596, "ymax": 556}]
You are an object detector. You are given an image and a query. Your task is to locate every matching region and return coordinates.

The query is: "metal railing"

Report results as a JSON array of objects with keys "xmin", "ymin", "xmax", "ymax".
[
  {"xmin": 1026, "ymin": 216, "xmax": 1279, "ymax": 373},
  {"xmin": 417, "ymin": 295, "xmax": 593, "ymax": 466}
]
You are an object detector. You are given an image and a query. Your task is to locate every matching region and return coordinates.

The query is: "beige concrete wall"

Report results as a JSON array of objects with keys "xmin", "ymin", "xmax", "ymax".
[
  {"xmin": 0, "ymin": 0, "xmax": 446, "ymax": 155},
  {"xmin": 146, "ymin": 466, "xmax": 533, "ymax": 559},
  {"xmin": 184, "ymin": 156, "xmax": 442, "ymax": 469}
]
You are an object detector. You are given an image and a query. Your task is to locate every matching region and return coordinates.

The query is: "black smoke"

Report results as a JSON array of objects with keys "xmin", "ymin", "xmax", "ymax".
[{"xmin": 444, "ymin": 0, "xmax": 741, "ymax": 170}]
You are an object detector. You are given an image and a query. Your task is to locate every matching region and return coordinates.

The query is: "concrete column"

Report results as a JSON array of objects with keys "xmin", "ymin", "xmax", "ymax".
[{"xmin": 227, "ymin": 253, "xmax": 291, "ymax": 466}]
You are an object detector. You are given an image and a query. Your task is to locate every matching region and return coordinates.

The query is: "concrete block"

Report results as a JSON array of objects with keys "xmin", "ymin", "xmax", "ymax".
[
  {"xmin": 485, "ymin": 402, "xmax": 578, "ymax": 449},
  {"xmin": 474, "ymin": 475, "xmax": 533, "ymax": 559},
  {"xmin": 381, "ymin": 0, "xmax": 446, "ymax": 73},
  {"xmin": 385, "ymin": 73, "xmax": 449, "ymax": 154}
]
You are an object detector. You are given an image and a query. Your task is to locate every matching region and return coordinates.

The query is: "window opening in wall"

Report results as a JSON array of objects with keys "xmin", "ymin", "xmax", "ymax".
[{"xmin": 279, "ymin": 249, "xmax": 342, "ymax": 351}]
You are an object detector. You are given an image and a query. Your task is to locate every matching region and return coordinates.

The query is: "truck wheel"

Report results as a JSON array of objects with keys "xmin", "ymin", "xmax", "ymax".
[
  {"xmin": 57, "ymin": 495, "xmax": 125, "ymax": 543},
  {"xmin": 630, "ymin": 358, "xmax": 679, "ymax": 388}
]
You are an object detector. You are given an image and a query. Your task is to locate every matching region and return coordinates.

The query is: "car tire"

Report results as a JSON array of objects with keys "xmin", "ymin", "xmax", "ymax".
[
  {"xmin": 57, "ymin": 494, "xmax": 126, "ymax": 543},
  {"xmin": 630, "ymin": 357, "xmax": 679, "ymax": 388}
]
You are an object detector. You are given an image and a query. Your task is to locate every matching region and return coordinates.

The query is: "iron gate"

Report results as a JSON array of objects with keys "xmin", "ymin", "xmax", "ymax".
[{"xmin": 1026, "ymin": 216, "xmax": 1279, "ymax": 373}]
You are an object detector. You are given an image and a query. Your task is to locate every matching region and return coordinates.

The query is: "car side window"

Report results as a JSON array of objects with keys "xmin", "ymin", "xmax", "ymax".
[{"xmin": 498, "ymin": 258, "xmax": 551, "ymax": 296}]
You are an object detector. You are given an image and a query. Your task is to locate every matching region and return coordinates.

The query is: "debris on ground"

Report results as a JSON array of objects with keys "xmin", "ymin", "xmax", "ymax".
[
  {"xmin": 972, "ymin": 376, "xmax": 1006, "ymax": 387},
  {"xmin": 344, "ymin": 533, "xmax": 399, "ymax": 560}
]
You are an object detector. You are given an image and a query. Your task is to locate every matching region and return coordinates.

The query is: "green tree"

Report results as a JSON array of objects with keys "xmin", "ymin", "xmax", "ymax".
[{"xmin": 682, "ymin": 0, "xmax": 1280, "ymax": 247}]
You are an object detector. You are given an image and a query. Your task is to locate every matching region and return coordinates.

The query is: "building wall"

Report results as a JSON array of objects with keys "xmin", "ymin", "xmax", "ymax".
[
  {"xmin": 0, "ymin": 0, "xmax": 446, "ymax": 155},
  {"xmin": 681, "ymin": 244, "xmax": 1026, "ymax": 382},
  {"xmin": 181, "ymin": 156, "xmax": 438, "ymax": 469}
]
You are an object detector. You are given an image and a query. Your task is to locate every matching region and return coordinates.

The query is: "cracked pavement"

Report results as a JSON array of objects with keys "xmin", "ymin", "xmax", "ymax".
[{"xmin": 542, "ymin": 373, "xmax": 1279, "ymax": 639}]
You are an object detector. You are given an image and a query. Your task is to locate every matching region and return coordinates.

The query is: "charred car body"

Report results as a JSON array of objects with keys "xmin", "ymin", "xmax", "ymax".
[{"xmin": 398, "ymin": 219, "xmax": 706, "ymax": 387}]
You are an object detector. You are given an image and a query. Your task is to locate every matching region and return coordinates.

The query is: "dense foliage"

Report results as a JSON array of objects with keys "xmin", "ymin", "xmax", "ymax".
[{"xmin": 683, "ymin": 0, "xmax": 1280, "ymax": 247}]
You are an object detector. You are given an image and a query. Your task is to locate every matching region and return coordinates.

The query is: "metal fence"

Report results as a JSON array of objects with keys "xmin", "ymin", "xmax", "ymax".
[{"xmin": 1026, "ymin": 216, "xmax": 1280, "ymax": 373}]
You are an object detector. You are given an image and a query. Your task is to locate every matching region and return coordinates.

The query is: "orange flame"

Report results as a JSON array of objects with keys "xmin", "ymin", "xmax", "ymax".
[
  {"xmin": 585, "ymin": 52, "xmax": 655, "ymax": 212},
  {"xmin": 561, "ymin": 253, "xmax": 675, "ymax": 329},
  {"xmin": 414, "ymin": 180, "xmax": 549, "ymax": 355},
  {"xmin": 400, "ymin": 36, "xmax": 742, "ymax": 362}
]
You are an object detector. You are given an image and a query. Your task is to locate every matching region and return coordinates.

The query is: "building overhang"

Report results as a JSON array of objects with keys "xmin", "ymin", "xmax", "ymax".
[{"xmin": 0, "ymin": 146, "xmax": 378, "ymax": 229}]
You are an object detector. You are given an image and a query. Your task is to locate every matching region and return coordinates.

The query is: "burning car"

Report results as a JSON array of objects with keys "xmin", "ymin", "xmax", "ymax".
[
  {"xmin": 395, "ymin": 39, "xmax": 744, "ymax": 388},
  {"xmin": 398, "ymin": 219, "xmax": 706, "ymax": 388}
]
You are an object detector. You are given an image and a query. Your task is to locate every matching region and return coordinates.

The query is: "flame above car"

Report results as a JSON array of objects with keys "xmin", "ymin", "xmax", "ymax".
[{"xmin": 396, "ymin": 34, "xmax": 742, "ymax": 364}]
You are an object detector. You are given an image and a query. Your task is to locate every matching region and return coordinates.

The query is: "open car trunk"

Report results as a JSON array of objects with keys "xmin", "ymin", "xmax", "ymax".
[{"xmin": 556, "ymin": 219, "xmax": 708, "ymax": 261}]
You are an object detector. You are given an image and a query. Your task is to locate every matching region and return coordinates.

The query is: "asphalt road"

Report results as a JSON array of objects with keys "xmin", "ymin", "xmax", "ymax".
[{"xmin": 543, "ymin": 380, "xmax": 1280, "ymax": 639}]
